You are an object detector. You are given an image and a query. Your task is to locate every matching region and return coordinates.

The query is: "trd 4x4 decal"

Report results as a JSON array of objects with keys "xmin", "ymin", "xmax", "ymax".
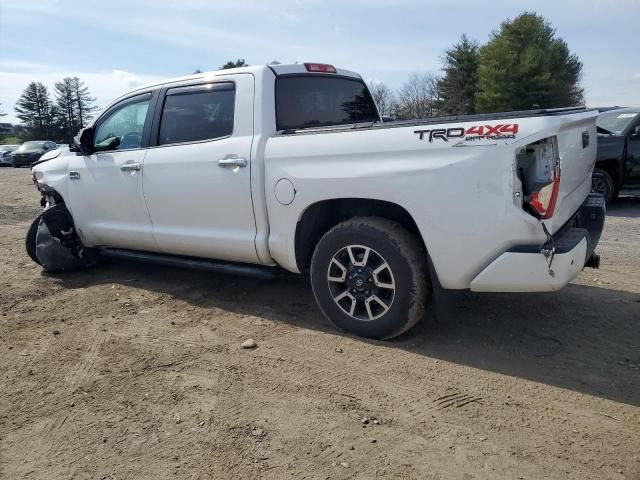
[{"xmin": 414, "ymin": 124, "xmax": 519, "ymax": 142}]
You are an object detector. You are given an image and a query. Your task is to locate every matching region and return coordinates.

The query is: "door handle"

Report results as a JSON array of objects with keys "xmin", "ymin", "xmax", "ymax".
[
  {"xmin": 120, "ymin": 163, "xmax": 141, "ymax": 172},
  {"xmin": 218, "ymin": 156, "xmax": 247, "ymax": 169}
]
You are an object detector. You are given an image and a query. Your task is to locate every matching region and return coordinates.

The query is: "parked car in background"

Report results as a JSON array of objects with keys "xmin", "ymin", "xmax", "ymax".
[
  {"xmin": 0, "ymin": 144, "xmax": 18, "ymax": 167},
  {"xmin": 592, "ymin": 108, "xmax": 640, "ymax": 202},
  {"xmin": 11, "ymin": 141, "xmax": 57, "ymax": 167}
]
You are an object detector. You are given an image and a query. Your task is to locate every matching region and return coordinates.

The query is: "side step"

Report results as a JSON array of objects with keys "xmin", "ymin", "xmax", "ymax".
[{"xmin": 100, "ymin": 248, "xmax": 280, "ymax": 279}]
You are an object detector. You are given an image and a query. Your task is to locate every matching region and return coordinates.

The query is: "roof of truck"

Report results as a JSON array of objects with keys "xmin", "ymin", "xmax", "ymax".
[{"xmin": 123, "ymin": 63, "xmax": 360, "ymax": 98}]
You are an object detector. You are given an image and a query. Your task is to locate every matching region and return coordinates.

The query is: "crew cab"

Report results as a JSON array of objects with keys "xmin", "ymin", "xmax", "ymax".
[
  {"xmin": 592, "ymin": 108, "xmax": 640, "ymax": 202},
  {"xmin": 28, "ymin": 63, "xmax": 605, "ymax": 339}
]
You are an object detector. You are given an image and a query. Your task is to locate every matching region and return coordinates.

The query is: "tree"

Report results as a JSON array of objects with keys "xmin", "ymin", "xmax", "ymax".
[
  {"xmin": 438, "ymin": 34, "xmax": 480, "ymax": 115},
  {"xmin": 15, "ymin": 82, "xmax": 56, "ymax": 139},
  {"xmin": 55, "ymin": 78, "xmax": 78, "ymax": 144},
  {"xmin": 72, "ymin": 77, "xmax": 97, "ymax": 128},
  {"xmin": 476, "ymin": 12, "xmax": 583, "ymax": 113},
  {"xmin": 394, "ymin": 72, "xmax": 441, "ymax": 120},
  {"xmin": 54, "ymin": 77, "xmax": 97, "ymax": 143},
  {"xmin": 368, "ymin": 81, "xmax": 396, "ymax": 117},
  {"xmin": 220, "ymin": 59, "xmax": 248, "ymax": 69}
]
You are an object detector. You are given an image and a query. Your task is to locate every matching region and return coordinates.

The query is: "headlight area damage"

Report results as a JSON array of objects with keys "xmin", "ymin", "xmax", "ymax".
[{"xmin": 27, "ymin": 204, "xmax": 100, "ymax": 273}]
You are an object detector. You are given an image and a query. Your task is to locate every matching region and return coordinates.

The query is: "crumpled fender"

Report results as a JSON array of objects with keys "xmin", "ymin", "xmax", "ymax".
[{"xmin": 35, "ymin": 205, "xmax": 97, "ymax": 273}]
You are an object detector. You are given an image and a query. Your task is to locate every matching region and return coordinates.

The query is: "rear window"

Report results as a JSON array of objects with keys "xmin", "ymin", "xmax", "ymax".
[
  {"xmin": 159, "ymin": 83, "xmax": 235, "ymax": 145},
  {"xmin": 276, "ymin": 76, "xmax": 379, "ymax": 131}
]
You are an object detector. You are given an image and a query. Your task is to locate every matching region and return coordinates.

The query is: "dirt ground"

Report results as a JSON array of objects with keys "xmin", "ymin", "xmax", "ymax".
[{"xmin": 0, "ymin": 167, "xmax": 639, "ymax": 480}]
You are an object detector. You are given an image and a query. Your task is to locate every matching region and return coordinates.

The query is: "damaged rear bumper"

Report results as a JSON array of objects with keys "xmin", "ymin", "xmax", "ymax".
[{"xmin": 470, "ymin": 193, "xmax": 605, "ymax": 292}]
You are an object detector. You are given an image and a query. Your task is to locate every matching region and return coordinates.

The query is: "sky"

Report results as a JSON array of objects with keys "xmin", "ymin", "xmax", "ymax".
[{"xmin": 1, "ymin": 0, "xmax": 639, "ymax": 124}]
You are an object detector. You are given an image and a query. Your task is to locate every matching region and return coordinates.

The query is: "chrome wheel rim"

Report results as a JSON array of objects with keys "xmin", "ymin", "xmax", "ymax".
[
  {"xmin": 326, "ymin": 245, "xmax": 395, "ymax": 321},
  {"xmin": 591, "ymin": 177, "xmax": 607, "ymax": 196}
]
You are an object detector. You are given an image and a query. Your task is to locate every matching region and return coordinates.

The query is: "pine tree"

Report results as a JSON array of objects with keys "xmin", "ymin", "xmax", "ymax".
[
  {"xmin": 220, "ymin": 59, "xmax": 248, "ymax": 69},
  {"xmin": 55, "ymin": 78, "xmax": 78, "ymax": 144},
  {"xmin": 15, "ymin": 82, "xmax": 55, "ymax": 139},
  {"xmin": 438, "ymin": 35, "xmax": 480, "ymax": 115},
  {"xmin": 476, "ymin": 12, "xmax": 583, "ymax": 113},
  {"xmin": 71, "ymin": 77, "xmax": 97, "ymax": 128}
]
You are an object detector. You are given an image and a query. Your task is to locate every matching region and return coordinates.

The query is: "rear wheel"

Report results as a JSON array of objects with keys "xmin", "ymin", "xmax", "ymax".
[
  {"xmin": 591, "ymin": 168, "xmax": 614, "ymax": 204},
  {"xmin": 310, "ymin": 217, "xmax": 429, "ymax": 340}
]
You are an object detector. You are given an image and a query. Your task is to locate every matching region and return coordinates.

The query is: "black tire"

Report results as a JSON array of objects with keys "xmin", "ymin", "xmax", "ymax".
[
  {"xmin": 310, "ymin": 217, "xmax": 429, "ymax": 340},
  {"xmin": 26, "ymin": 214, "xmax": 42, "ymax": 266},
  {"xmin": 591, "ymin": 168, "xmax": 614, "ymax": 204}
]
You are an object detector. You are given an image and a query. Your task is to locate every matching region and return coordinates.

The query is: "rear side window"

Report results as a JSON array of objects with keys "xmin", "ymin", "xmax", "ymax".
[
  {"xmin": 276, "ymin": 76, "xmax": 379, "ymax": 131},
  {"xmin": 159, "ymin": 83, "xmax": 235, "ymax": 145}
]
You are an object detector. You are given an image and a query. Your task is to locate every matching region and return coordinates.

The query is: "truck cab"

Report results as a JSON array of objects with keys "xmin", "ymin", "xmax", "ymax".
[{"xmin": 592, "ymin": 108, "xmax": 640, "ymax": 202}]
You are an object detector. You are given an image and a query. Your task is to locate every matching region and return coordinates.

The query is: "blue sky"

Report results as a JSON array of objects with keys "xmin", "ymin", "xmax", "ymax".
[{"xmin": 1, "ymin": 0, "xmax": 639, "ymax": 124}]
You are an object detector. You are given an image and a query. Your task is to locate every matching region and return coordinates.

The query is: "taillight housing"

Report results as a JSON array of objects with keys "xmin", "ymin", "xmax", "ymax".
[
  {"xmin": 516, "ymin": 136, "xmax": 561, "ymax": 219},
  {"xmin": 304, "ymin": 63, "xmax": 337, "ymax": 74}
]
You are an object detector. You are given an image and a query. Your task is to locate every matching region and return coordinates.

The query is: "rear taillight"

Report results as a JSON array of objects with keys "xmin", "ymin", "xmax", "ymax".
[
  {"xmin": 515, "ymin": 136, "xmax": 561, "ymax": 219},
  {"xmin": 529, "ymin": 164, "xmax": 561, "ymax": 219},
  {"xmin": 304, "ymin": 63, "xmax": 337, "ymax": 73}
]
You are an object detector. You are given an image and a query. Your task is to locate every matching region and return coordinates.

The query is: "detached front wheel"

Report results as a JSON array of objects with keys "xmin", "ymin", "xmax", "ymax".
[{"xmin": 310, "ymin": 217, "xmax": 429, "ymax": 340}]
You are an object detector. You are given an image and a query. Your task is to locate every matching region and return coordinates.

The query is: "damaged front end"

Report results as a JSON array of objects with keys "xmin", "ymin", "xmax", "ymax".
[{"xmin": 28, "ymin": 186, "xmax": 99, "ymax": 273}]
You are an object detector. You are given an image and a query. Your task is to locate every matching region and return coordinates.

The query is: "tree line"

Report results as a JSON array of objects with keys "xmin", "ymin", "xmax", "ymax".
[
  {"xmin": 369, "ymin": 12, "xmax": 584, "ymax": 120},
  {"xmin": 7, "ymin": 12, "xmax": 583, "ymax": 143},
  {"xmin": 12, "ymin": 78, "xmax": 97, "ymax": 143}
]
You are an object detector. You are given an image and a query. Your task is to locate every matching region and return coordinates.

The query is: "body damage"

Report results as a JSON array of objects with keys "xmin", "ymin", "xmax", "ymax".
[{"xmin": 265, "ymin": 111, "xmax": 597, "ymax": 289}]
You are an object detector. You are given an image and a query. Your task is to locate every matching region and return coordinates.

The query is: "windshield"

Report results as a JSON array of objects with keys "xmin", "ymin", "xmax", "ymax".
[
  {"xmin": 596, "ymin": 112, "xmax": 638, "ymax": 135},
  {"xmin": 19, "ymin": 141, "xmax": 46, "ymax": 151}
]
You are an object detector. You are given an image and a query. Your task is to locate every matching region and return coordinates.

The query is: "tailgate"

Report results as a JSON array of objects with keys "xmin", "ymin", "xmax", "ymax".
[
  {"xmin": 515, "ymin": 111, "xmax": 598, "ymax": 234},
  {"xmin": 551, "ymin": 111, "xmax": 598, "ymax": 232}
]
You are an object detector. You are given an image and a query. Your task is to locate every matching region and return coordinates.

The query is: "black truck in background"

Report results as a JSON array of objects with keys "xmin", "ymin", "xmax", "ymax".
[{"xmin": 592, "ymin": 108, "xmax": 640, "ymax": 202}]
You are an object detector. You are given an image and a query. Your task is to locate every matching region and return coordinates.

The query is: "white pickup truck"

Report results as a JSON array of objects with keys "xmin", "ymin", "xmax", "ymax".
[{"xmin": 28, "ymin": 63, "xmax": 605, "ymax": 339}]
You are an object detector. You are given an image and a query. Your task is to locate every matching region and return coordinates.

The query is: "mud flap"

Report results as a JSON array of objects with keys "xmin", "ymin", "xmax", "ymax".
[{"xmin": 35, "ymin": 206, "xmax": 97, "ymax": 273}]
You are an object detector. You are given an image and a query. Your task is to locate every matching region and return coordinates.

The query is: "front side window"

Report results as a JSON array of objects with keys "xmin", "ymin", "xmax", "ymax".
[
  {"xmin": 276, "ymin": 76, "xmax": 379, "ymax": 131},
  {"xmin": 158, "ymin": 83, "xmax": 235, "ymax": 145},
  {"xmin": 94, "ymin": 95, "xmax": 151, "ymax": 151}
]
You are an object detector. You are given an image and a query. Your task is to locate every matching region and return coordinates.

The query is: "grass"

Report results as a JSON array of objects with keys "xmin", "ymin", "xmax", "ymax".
[{"xmin": 0, "ymin": 136, "xmax": 23, "ymax": 145}]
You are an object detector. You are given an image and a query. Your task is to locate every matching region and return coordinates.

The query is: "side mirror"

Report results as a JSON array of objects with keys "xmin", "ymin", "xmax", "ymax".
[
  {"xmin": 633, "ymin": 125, "xmax": 640, "ymax": 138},
  {"xmin": 74, "ymin": 127, "xmax": 95, "ymax": 155}
]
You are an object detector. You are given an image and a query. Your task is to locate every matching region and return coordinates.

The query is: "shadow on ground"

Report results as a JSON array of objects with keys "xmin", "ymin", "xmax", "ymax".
[
  {"xmin": 56, "ymin": 260, "xmax": 640, "ymax": 407},
  {"xmin": 607, "ymin": 193, "xmax": 640, "ymax": 218}
]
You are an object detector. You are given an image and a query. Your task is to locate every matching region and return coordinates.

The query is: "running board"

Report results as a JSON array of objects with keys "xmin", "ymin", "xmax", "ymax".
[{"xmin": 100, "ymin": 248, "xmax": 280, "ymax": 279}]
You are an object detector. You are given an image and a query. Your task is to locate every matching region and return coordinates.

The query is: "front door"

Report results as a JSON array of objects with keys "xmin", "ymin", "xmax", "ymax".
[
  {"xmin": 142, "ymin": 74, "xmax": 258, "ymax": 263},
  {"xmin": 67, "ymin": 93, "xmax": 157, "ymax": 251}
]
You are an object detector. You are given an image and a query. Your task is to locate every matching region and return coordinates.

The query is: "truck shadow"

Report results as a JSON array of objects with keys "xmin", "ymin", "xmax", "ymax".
[
  {"xmin": 607, "ymin": 194, "xmax": 640, "ymax": 218},
  {"xmin": 57, "ymin": 262, "xmax": 640, "ymax": 407}
]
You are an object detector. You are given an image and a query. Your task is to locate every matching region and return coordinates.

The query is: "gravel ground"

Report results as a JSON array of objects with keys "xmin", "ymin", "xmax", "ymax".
[{"xmin": 0, "ymin": 167, "xmax": 639, "ymax": 479}]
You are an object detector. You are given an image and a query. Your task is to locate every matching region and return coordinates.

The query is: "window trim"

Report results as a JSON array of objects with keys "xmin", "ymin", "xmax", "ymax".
[
  {"xmin": 274, "ymin": 73, "xmax": 380, "ymax": 132},
  {"xmin": 92, "ymin": 92, "xmax": 156, "ymax": 153},
  {"xmin": 150, "ymin": 81, "xmax": 237, "ymax": 149}
]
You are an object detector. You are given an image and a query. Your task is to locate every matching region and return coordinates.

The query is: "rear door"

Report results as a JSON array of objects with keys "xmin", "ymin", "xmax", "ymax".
[
  {"xmin": 67, "ymin": 92, "xmax": 157, "ymax": 251},
  {"xmin": 626, "ymin": 117, "xmax": 640, "ymax": 182},
  {"xmin": 142, "ymin": 74, "xmax": 259, "ymax": 263}
]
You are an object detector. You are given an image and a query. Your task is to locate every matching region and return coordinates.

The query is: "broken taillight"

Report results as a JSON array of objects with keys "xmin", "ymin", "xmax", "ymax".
[
  {"xmin": 516, "ymin": 136, "xmax": 561, "ymax": 219},
  {"xmin": 529, "ymin": 161, "xmax": 561, "ymax": 219}
]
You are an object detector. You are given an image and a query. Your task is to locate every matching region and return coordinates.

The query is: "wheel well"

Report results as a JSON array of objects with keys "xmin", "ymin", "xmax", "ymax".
[
  {"xmin": 294, "ymin": 198, "xmax": 425, "ymax": 272},
  {"xmin": 595, "ymin": 159, "xmax": 620, "ymax": 190}
]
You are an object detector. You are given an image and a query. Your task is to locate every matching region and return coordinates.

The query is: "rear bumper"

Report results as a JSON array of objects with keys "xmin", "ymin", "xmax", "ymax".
[{"xmin": 470, "ymin": 193, "xmax": 605, "ymax": 292}]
